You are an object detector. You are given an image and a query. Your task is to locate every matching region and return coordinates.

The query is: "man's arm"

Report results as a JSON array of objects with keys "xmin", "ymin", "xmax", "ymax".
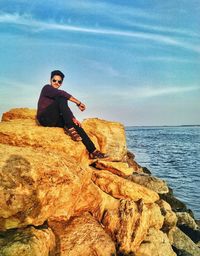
[
  {"xmin": 43, "ymin": 84, "xmax": 72, "ymax": 100},
  {"xmin": 69, "ymin": 96, "xmax": 86, "ymax": 112}
]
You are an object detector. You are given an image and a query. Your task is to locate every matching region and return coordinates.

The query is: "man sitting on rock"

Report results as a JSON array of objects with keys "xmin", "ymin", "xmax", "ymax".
[{"xmin": 36, "ymin": 70, "xmax": 108, "ymax": 159}]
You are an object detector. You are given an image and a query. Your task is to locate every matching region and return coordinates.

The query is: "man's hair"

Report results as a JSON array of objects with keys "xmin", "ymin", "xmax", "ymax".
[{"xmin": 51, "ymin": 70, "xmax": 65, "ymax": 80}]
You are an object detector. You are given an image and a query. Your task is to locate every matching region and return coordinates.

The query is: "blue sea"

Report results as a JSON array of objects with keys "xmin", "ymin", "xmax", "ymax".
[{"xmin": 125, "ymin": 126, "xmax": 200, "ymax": 220}]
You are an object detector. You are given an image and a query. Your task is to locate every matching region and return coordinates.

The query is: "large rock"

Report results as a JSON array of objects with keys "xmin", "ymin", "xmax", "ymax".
[
  {"xmin": 128, "ymin": 173, "xmax": 169, "ymax": 194},
  {"xmin": 160, "ymin": 187, "xmax": 191, "ymax": 215},
  {"xmin": 157, "ymin": 199, "xmax": 177, "ymax": 232},
  {"xmin": 0, "ymin": 225, "xmax": 55, "ymax": 256},
  {"xmin": 116, "ymin": 200, "xmax": 164, "ymax": 253},
  {"xmin": 0, "ymin": 108, "xmax": 183, "ymax": 255},
  {"xmin": 0, "ymin": 112, "xmax": 126, "ymax": 162},
  {"xmin": 0, "ymin": 143, "xmax": 83, "ymax": 230},
  {"xmin": 48, "ymin": 212, "xmax": 116, "ymax": 256},
  {"xmin": 117, "ymin": 200, "xmax": 150, "ymax": 253},
  {"xmin": 82, "ymin": 118, "xmax": 127, "ymax": 161},
  {"xmin": 93, "ymin": 159, "xmax": 134, "ymax": 176},
  {"xmin": 169, "ymin": 227, "xmax": 200, "ymax": 256},
  {"xmin": 102, "ymin": 199, "xmax": 164, "ymax": 254},
  {"xmin": 0, "ymin": 143, "xmax": 123, "ymax": 231},
  {"xmin": 0, "ymin": 119, "xmax": 85, "ymax": 162},
  {"xmin": 135, "ymin": 228, "xmax": 176, "ymax": 256},
  {"xmin": 176, "ymin": 212, "xmax": 199, "ymax": 230},
  {"xmin": 92, "ymin": 170, "xmax": 159, "ymax": 203},
  {"xmin": 1, "ymin": 108, "xmax": 36, "ymax": 121},
  {"xmin": 125, "ymin": 150, "xmax": 143, "ymax": 172}
]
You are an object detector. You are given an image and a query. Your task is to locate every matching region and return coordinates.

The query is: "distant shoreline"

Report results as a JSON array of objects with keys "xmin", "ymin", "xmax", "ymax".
[{"xmin": 126, "ymin": 125, "xmax": 200, "ymax": 128}]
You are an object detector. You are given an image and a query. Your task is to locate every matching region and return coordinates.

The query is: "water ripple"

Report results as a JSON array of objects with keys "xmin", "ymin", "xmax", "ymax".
[{"xmin": 126, "ymin": 126, "xmax": 200, "ymax": 219}]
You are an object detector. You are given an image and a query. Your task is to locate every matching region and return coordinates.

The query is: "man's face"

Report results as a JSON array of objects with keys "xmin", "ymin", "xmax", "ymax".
[{"xmin": 51, "ymin": 75, "xmax": 63, "ymax": 88}]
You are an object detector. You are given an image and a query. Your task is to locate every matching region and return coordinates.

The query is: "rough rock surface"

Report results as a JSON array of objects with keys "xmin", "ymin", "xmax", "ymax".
[
  {"xmin": 128, "ymin": 172, "xmax": 169, "ymax": 194},
  {"xmin": 176, "ymin": 212, "xmax": 199, "ymax": 230},
  {"xmin": 0, "ymin": 225, "xmax": 55, "ymax": 256},
  {"xmin": 136, "ymin": 228, "xmax": 176, "ymax": 256},
  {"xmin": 92, "ymin": 170, "xmax": 159, "ymax": 203},
  {"xmin": 169, "ymin": 227, "xmax": 200, "ymax": 256},
  {"xmin": 1, "ymin": 108, "xmax": 36, "ymax": 121},
  {"xmin": 93, "ymin": 160, "xmax": 134, "ymax": 176},
  {"xmin": 157, "ymin": 199, "xmax": 177, "ymax": 231},
  {"xmin": 82, "ymin": 118, "xmax": 127, "ymax": 162},
  {"xmin": 48, "ymin": 212, "xmax": 116, "ymax": 256},
  {"xmin": 0, "ymin": 108, "xmax": 199, "ymax": 256}
]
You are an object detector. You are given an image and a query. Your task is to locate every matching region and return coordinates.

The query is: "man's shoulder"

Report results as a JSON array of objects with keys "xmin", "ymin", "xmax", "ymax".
[
  {"xmin": 41, "ymin": 84, "xmax": 51, "ymax": 90},
  {"xmin": 43, "ymin": 84, "xmax": 50, "ymax": 88}
]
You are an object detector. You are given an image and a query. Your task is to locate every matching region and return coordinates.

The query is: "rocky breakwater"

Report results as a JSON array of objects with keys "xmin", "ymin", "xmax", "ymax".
[{"xmin": 0, "ymin": 108, "xmax": 199, "ymax": 256}]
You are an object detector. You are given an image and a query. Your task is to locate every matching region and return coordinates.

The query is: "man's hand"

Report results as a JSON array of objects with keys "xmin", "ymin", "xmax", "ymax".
[
  {"xmin": 72, "ymin": 117, "xmax": 82, "ymax": 127},
  {"xmin": 78, "ymin": 103, "xmax": 86, "ymax": 111}
]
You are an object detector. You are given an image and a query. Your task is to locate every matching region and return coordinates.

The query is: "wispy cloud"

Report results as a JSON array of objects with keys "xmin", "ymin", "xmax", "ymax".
[
  {"xmin": 52, "ymin": 0, "xmax": 157, "ymax": 20},
  {"xmin": 135, "ymin": 56, "xmax": 200, "ymax": 63},
  {"xmin": 113, "ymin": 85, "xmax": 200, "ymax": 99},
  {"xmin": 0, "ymin": 78, "xmax": 38, "ymax": 97},
  {"xmin": 84, "ymin": 59, "xmax": 119, "ymax": 77},
  {"xmin": 113, "ymin": 18, "xmax": 200, "ymax": 38},
  {"xmin": 0, "ymin": 12, "xmax": 200, "ymax": 53}
]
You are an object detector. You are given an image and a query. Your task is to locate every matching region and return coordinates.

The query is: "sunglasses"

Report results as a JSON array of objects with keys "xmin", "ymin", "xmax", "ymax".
[{"xmin": 52, "ymin": 79, "xmax": 62, "ymax": 84}]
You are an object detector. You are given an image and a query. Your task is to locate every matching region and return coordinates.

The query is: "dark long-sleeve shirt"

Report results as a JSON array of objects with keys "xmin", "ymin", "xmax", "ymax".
[{"xmin": 37, "ymin": 84, "xmax": 72, "ymax": 118}]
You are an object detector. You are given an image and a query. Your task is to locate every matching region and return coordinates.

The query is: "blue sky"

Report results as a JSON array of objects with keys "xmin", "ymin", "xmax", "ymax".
[{"xmin": 0, "ymin": 0, "xmax": 199, "ymax": 125}]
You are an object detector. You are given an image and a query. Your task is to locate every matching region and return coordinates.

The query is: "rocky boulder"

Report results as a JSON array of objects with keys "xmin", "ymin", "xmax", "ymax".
[{"xmin": 0, "ymin": 108, "xmax": 199, "ymax": 256}]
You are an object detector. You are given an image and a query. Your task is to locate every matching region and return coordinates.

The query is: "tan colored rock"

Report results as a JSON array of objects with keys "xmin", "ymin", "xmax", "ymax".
[
  {"xmin": 135, "ymin": 228, "xmax": 176, "ymax": 256},
  {"xmin": 157, "ymin": 200, "xmax": 177, "ymax": 231},
  {"xmin": 168, "ymin": 227, "xmax": 200, "ymax": 256},
  {"xmin": 48, "ymin": 212, "xmax": 116, "ymax": 256},
  {"xmin": 0, "ymin": 119, "xmax": 86, "ymax": 162},
  {"xmin": 94, "ymin": 160, "xmax": 134, "ymax": 177},
  {"xmin": 0, "ymin": 109, "xmax": 127, "ymax": 231},
  {"xmin": 0, "ymin": 143, "xmax": 122, "ymax": 231},
  {"xmin": 0, "ymin": 143, "xmax": 83, "ymax": 230},
  {"xmin": 1, "ymin": 108, "xmax": 36, "ymax": 121},
  {"xmin": 0, "ymin": 110, "xmax": 127, "ymax": 162},
  {"xmin": 149, "ymin": 203, "xmax": 164, "ymax": 230},
  {"xmin": 103, "ymin": 200, "xmax": 164, "ymax": 254},
  {"xmin": 72, "ymin": 177, "xmax": 120, "ymax": 223},
  {"xmin": 116, "ymin": 199, "xmax": 140, "ymax": 253},
  {"xmin": 0, "ymin": 108, "xmax": 190, "ymax": 256},
  {"xmin": 125, "ymin": 150, "xmax": 143, "ymax": 173},
  {"xmin": 101, "ymin": 206, "xmax": 121, "ymax": 240},
  {"xmin": 128, "ymin": 201, "xmax": 151, "ymax": 253},
  {"xmin": 82, "ymin": 118, "xmax": 127, "ymax": 161},
  {"xmin": 176, "ymin": 212, "xmax": 199, "ymax": 230},
  {"xmin": 0, "ymin": 226, "xmax": 55, "ymax": 256},
  {"xmin": 92, "ymin": 170, "xmax": 159, "ymax": 203},
  {"xmin": 102, "ymin": 199, "xmax": 150, "ymax": 254},
  {"xmin": 128, "ymin": 173, "xmax": 169, "ymax": 194},
  {"xmin": 130, "ymin": 202, "xmax": 160, "ymax": 253}
]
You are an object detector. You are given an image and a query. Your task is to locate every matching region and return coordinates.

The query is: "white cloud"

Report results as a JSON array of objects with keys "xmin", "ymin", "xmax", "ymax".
[
  {"xmin": 135, "ymin": 56, "xmax": 200, "ymax": 63},
  {"xmin": 59, "ymin": 0, "xmax": 157, "ymax": 20},
  {"xmin": 84, "ymin": 59, "xmax": 119, "ymax": 77},
  {"xmin": 113, "ymin": 18, "xmax": 200, "ymax": 38},
  {"xmin": 113, "ymin": 85, "xmax": 200, "ymax": 99},
  {"xmin": 0, "ymin": 12, "xmax": 200, "ymax": 53}
]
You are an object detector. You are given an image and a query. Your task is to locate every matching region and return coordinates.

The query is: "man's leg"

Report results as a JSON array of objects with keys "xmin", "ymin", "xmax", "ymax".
[
  {"xmin": 39, "ymin": 97, "xmax": 96, "ymax": 153},
  {"xmin": 38, "ymin": 102, "xmax": 63, "ymax": 127},
  {"xmin": 55, "ymin": 97, "xmax": 96, "ymax": 153},
  {"xmin": 54, "ymin": 97, "xmax": 74, "ymax": 128},
  {"xmin": 70, "ymin": 123, "xmax": 96, "ymax": 153}
]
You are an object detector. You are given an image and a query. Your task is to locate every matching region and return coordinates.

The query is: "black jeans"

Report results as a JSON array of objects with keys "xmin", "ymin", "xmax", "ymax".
[{"xmin": 38, "ymin": 96, "xmax": 96, "ymax": 153}]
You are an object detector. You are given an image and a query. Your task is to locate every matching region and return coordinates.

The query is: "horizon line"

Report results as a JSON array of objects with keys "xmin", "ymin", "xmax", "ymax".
[{"xmin": 125, "ymin": 124, "xmax": 200, "ymax": 127}]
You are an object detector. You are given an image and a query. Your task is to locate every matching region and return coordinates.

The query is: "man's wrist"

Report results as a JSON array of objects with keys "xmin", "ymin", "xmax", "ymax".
[{"xmin": 76, "ymin": 101, "xmax": 81, "ymax": 106}]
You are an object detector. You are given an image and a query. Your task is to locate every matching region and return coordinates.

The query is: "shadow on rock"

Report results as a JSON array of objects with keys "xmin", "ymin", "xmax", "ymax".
[{"xmin": 0, "ymin": 155, "xmax": 42, "ymax": 228}]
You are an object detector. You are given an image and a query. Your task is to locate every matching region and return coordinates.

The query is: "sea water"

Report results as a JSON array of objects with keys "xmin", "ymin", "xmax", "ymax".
[{"xmin": 125, "ymin": 126, "xmax": 200, "ymax": 219}]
